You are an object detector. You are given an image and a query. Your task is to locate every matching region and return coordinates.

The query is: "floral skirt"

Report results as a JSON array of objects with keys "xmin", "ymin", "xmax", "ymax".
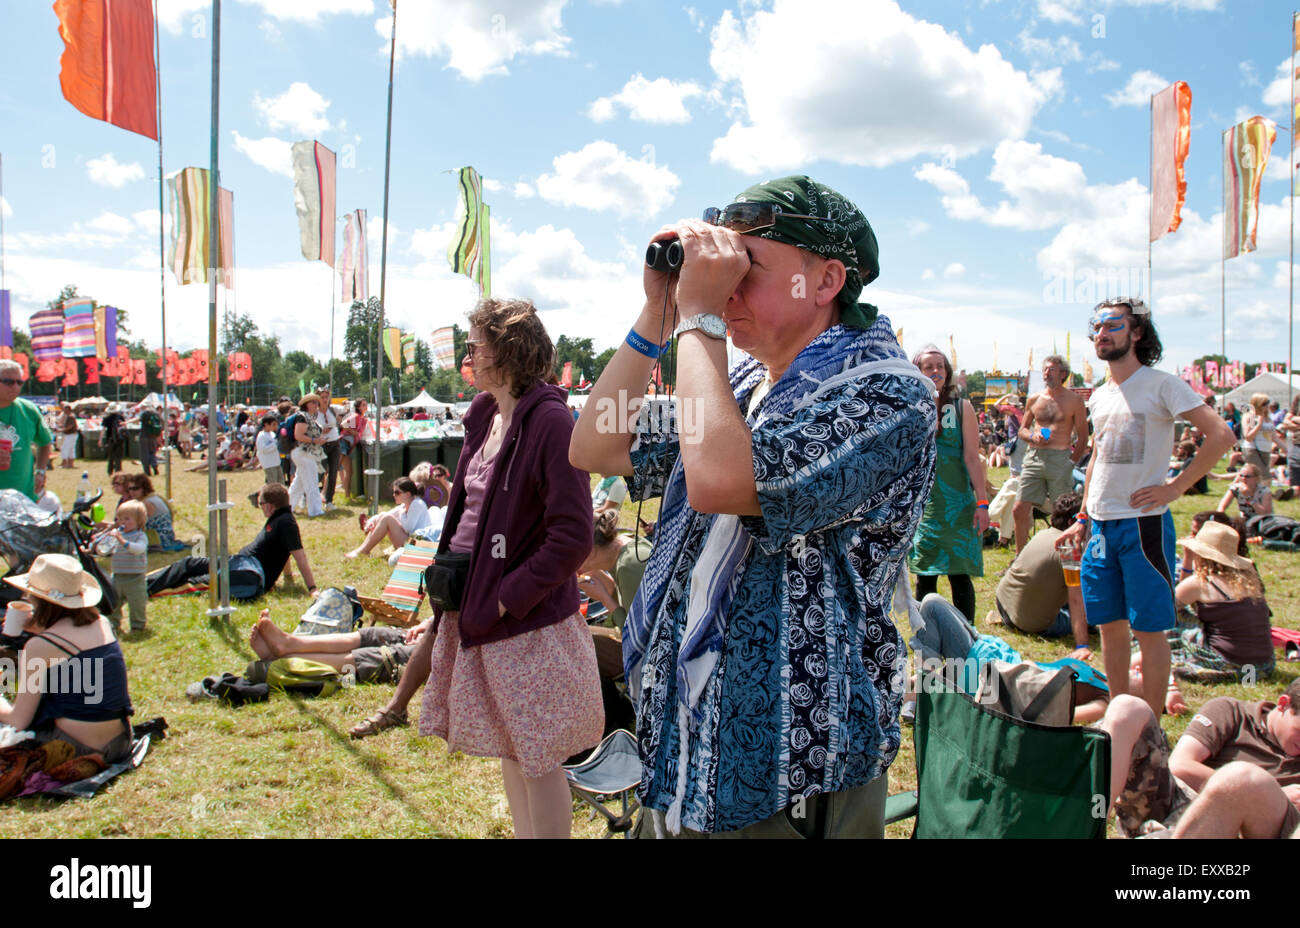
[{"xmin": 419, "ymin": 612, "xmax": 604, "ymax": 778}]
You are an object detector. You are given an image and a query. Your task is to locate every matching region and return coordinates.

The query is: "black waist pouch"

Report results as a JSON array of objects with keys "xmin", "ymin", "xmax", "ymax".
[{"xmin": 425, "ymin": 551, "xmax": 471, "ymax": 612}]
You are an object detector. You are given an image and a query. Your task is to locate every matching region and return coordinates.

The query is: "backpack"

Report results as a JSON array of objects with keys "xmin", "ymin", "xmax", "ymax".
[
  {"xmin": 276, "ymin": 413, "xmax": 301, "ymax": 454},
  {"xmin": 1246, "ymin": 514, "xmax": 1300, "ymax": 545},
  {"xmin": 265, "ymin": 658, "xmax": 342, "ymax": 697}
]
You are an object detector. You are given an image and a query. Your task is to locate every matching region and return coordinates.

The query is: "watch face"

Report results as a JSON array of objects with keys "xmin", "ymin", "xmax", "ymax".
[{"xmin": 700, "ymin": 314, "xmax": 727, "ymax": 338}]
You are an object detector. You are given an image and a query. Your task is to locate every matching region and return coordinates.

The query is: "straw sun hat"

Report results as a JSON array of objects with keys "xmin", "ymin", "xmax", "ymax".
[
  {"xmin": 3, "ymin": 554, "xmax": 103, "ymax": 609},
  {"xmin": 1179, "ymin": 522, "xmax": 1253, "ymax": 572}
]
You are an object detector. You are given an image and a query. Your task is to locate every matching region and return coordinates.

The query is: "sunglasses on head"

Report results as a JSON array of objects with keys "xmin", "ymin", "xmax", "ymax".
[{"xmin": 702, "ymin": 202, "xmax": 834, "ymax": 233}]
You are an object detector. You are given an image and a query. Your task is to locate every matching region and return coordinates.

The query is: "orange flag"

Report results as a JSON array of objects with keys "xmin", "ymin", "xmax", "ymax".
[
  {"xmin": 54, "ymin": 0, "xmax": 159, "ymax": 141},
  {"xmin": 1150, "ymin": 81, "xmax": 1191, "ymax": 243}
]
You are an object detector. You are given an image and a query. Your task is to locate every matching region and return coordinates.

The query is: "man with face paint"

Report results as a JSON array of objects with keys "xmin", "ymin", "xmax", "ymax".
[
  {"xmin": 572, "ymin": 176, "xmax": 938, "ymax": 837},
  {"xmin": 1058, "ymin": 298, "xmax": 1233, "ymax": 722}
]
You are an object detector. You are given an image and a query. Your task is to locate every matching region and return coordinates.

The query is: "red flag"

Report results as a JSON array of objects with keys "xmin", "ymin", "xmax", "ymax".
[
  {"xmin": 231, "ymin": 352, "xmax": 252, "ymax": 382},
  {"xmin": 132, "ymin": 358, "xmax": 147, "ymax": 386},
  {"xmin": 561, "ymin": 361, "xmax": 572, "ymax": 389},
  {"xmin": 84, "ymin": 358, "xmax": 99, "ymax": 384},
  {"xmin": 36, "ymin": 360, "xmax": 59, "ymax": 382},
  {"xmin": 193, "ymin": 349, "xmax": 209, "ymax": 381},
  {"xmin": 54, "ymin": 0, "xmax": 159, "ymax": 141},
  {"xmin": 61, "ymin": 359, "xmax": 79, "ymax": 387},
  {"xmin": 0, "ymin": 349, "xmax": 31, "ymax": 382}
]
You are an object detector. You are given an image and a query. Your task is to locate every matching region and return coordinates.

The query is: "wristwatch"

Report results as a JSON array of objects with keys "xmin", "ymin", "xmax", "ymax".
[{"xmin": 674, "ymin": 313, "xmax": 727, "ymax": 340}]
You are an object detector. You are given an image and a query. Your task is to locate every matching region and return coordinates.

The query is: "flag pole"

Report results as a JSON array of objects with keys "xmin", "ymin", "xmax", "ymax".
[
  {"xmin": 1149, "ymin": 92, "xmax": 1154, "ymax": 310},
  {"xmin": 1222, "ymin": 128, "xmax": 1227, "ymax": 375},
  {"xmin": 0, "ymin": 151, "xmax": 7, "ymax": 293},
  {"xmin": 153, "ymin": 0, "xmax": 172, "ymax": 499},
  {"xmin": 205, "ymin": 0, "xmax": 225, "ymax": 617},
  {"xmin": 1291, "ymin": 11, "xmax": 1297, "ymax": 409},
  {"xmin": 328, "ymin": 258, "xmax": 336, "ymax": 394},
  {"xmin": 371, "ymin": 0, "xmax": 397, "ymax": 517}
]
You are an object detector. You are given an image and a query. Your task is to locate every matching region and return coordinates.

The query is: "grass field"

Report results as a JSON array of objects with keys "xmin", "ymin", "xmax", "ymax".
[{"xmin": 2, "ymin": 454, "xmax": 1296, "ymax": 838}]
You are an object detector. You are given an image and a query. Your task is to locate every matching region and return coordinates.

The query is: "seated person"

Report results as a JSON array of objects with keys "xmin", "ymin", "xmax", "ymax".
[
  {"xmin": 1172, "ymin": 762, "xmax": 1300, "ymax": 838},
  {"xmin": 249, "ymin": 608, "xmax": 426, "ymax": 686},
  {"xmin": 1097, "ymin": 681, "xmax": 1300, "ymax": 837},
  {"xmin": 910, "ymin": 593, "xmax": 1109, "ymax": 724},
  {"xmin": 33, "ymin": 471, "xmax": 62, "ymax": 517},
  {"xmin": 590, "ymin": 474, "xmax": 626, "ymax": 514},
  {"xmin": 1168, "ymin": 440, "xmax": 1208, "ymax": 494},
  {"xmin": 187, "ymin": 438, "xmax": 245, "ymax": 472},
  {"xmin": 346, "ymin": 477, "xmax": 431, "ymax": 559},
  {"xmin": 1169, "ymin": 520, "xmax": 1273, "ymax": 683},
  {"xmin": 989, "ymin": 492, "xmax": 1092, "ymax": 658},
  {"xmin": 578, "ymin": 509, "xmax": 653, "ymax": 680},
  {"xmin": 1213, "ymin": 463, "xmax": 1273, "ymax": 520},
  {"xmin": 410, "ymin": 462, "xmax": 451, "ymax": 509},
  {"xmin": 128, "ymin": 473, "xmax": 186, "ymax": 551},
  {"xmin": 0, "ymin": 554, "xmax": 134, "ymax": 764},
  {"xmin": 147, "ymin": 483, "xmax": 319, "ymax": 599}
]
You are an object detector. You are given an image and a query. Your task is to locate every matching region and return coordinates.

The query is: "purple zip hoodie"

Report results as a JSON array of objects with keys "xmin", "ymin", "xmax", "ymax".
[{"xmin": 439, "ymin": 382, "xmax": 593, "ymax": 647}]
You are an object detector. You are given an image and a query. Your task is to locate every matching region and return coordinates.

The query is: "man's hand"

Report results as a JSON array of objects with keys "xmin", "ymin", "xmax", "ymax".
[
  {"xmin": 973, "ymin": 507, "xmax": 990, "ymax": 535},
  {"xmin": 33, "ymin": 470, "xmax": 45, "ymax": 496},
  {"xmin": 1058, "ymin": 519, "xmax": 1088, "ymax": 551},
  {"xmin": 673, "ymin": 220, "xmax": 751, "ymax": 315},
  {"xmin": 1130, "ymin": 481, "xmax": 1181, "ymax": 513},
  {"xmin": 1070, "ymin": 644, "xmax": 1094, "ymax": 661},
  {"xmin": 405, "ymin": 617, "xmax": 433, "ymax": 644}
]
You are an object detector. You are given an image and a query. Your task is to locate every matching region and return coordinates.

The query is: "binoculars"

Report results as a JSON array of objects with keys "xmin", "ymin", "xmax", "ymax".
[{"xmin": 645, "ymin": 238, "xmax": 684, "ymax": 273}]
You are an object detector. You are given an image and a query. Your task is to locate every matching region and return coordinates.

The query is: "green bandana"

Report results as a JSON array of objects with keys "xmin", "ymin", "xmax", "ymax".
[{"xmin": 733, "ymin": 175, "xmax": 880, "ymax": 328}]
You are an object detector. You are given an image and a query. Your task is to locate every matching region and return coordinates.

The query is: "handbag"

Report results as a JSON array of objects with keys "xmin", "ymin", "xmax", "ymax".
[{"xmin": 424, "ymin": 550, "xmax": 471, "ymax": 612}]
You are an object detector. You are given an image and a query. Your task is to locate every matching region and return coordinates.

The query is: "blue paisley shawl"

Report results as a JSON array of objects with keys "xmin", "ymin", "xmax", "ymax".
[{"xmin": 623, "ymin": 318, "xmax": 938, "ymax": 833}]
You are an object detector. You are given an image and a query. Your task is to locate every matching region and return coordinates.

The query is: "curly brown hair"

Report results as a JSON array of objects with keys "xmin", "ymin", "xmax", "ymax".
[{"xmin": 467, "ymin": 298, "xmax": 557, "ymax": 399}]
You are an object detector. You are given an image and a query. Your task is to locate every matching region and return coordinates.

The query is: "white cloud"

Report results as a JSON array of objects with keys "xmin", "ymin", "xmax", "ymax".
[
  {"xmin": 1037, "ymin": 1, "xmax": 1082, "ymax": 23},
  {"xmin": 589, "ymin": 74, "xmax": 704, "ymax": 124},
  {"xmin": 158, "ymin": 0, "xmax": 370, "ymax": 34},
  {"xmin": 253, "ymin": 82, "xmax": 332, "ymax": 136},
  {"xmin": 921, "ymin": 268, "xmax": 936, "ymax": 280},
  {"xmin": 259, "ymin": 21, "xmax": 284, "ymax": 43},
  {"xmin": 684, "ymin": 6, "xmax": 707, "ymax": 31},
  {"xmin": 86, "ymin": 213, "xmax": 136, "ymax": 237},
  {"xmin": 1, "ymin": 197, "xmax": 12, "ymax": 219},
  {"xmin": 1240, "ymin": 61, "xmax": 1260, "ymax": 88},
  {"xmin": 156, "ymin": 0, "xmax": 210, "ymax": 34},
  {"xmin": 943, "ymin": 263, "xmax": 966, "ymax": 279},
  {"xmin": 482, "ymin": 178, "xmax": 503, "ymax": 193},
  {"xmin": 535, "ymin": 141, "xmax": 680, "ymax": 219},
  {"xmin": 513, "ymin": 182, "xmax": 536, "ymax": 199},
  {"xmin": 231, "ymin": 131, "xmax": 293, "ymax": 177},
  {"xmin": 86, "ymin": 153, "xmax": 146, "ymax": 188},
  {"xmin": 1262, "ymin": 57, "xmax": 1292, "ymax": 112},
  {"xmin": 1105, "ymin": 70, "xmax": 1170, "ymax": 107},
  {"xmin": 1036, "ymin": 0, "xmax": 1221, "ymax": 22},
  {"xmin": 707, "ymin": 0, "xmax": 1055, "ymax": 173},
  {"xmin": 380, "ymin": 0, "xmax": 571, "ymax": 82},
  {"xmin": 1017, "ymin": 31, "xmax": 1082, "ymax": 65},
  {"xmin": 905, "ymin": 219, "xmax": 930, "ymax": 236},
  {"xmin": 1086, "ymin": 55, "xmax": 1120, "ymax": 73}
]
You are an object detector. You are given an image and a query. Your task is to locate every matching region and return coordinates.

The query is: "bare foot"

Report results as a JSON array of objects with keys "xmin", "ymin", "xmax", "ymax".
[
  {"xmin": 254, "ymin": 616, "xmax": 293, "ymax": 657},
  {"xmin": 344, "ymin": 549, "xmax": 365, "ymax": 559},
  {"xmin": 249, "ymin": 624, "xmax": 275, "ymax": 660},
  {"xmin": 1165, "ymin": 685, "xmax": 1188, "ymax": 716}
]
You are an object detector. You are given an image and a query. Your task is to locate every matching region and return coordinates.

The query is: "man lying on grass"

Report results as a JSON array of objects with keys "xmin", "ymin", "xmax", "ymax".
[{"xmin": 249, "ymin": 608, "xmax": 426, "ymax": 691}]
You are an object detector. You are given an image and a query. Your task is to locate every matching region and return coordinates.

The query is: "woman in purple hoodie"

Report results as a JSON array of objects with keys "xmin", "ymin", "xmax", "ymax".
[{"xmin": 412, "ymin": 298, "xmax": 602, "ymax": 838}]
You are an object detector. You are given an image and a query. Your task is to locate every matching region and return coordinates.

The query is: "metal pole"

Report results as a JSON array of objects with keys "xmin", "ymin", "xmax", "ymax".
[
  {"xmin": 1291, "ymin": 12, "xmax": 1297, "ymax": 410},
  {"xmin": 1148, "ymin": 92, "xmax": 1154, "ymax": 310},
  {"xmin": 206, "ymin": 0, "xmax": 222, "ymax": 616},
  {"xmin": 370, "ymin": 1, "xmax": 398, "ymax": 517},
  {"xmin": 0, "ymin": 151, "xmax": 6, "ymax": 292},
  {"xmin": 1222, "ymin": 128, "xmax": 1227, "ymax": 373},
  {"xmin": 154, "ymin": 1, "xmax": 172, "ymax": 500}
]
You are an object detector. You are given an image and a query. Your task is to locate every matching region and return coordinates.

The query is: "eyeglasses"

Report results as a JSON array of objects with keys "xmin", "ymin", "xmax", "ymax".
[
  {"xmin": 465, "ymin": 342, "xmax": 490, "ymax": 359},
  {"xmin": 702, "ymin": 203, "xmax": 835, "ymax": 233},
  {"xmin": 0, "ymin": 378, "xmax": 22, "ymax": 387}
]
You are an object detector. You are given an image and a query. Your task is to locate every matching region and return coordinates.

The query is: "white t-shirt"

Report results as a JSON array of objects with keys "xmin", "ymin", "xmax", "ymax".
[
  {"xmin": 1086, "ymin": 365, "xmax": 1204, "ymax": 520},
  {"xmin": 398, "ymin": 496, "xmax": 431, "ymax": 535},
  {"xmin": 318, "ymin": 408, "xmax": 340, "ymax": 442},
  {"xmin": 255, "ymin": 430, "xmax": 281, "ymax": 468},
  {"xmin": 592, "ymin": 475, "xmax": 627, "ymax": 509}
]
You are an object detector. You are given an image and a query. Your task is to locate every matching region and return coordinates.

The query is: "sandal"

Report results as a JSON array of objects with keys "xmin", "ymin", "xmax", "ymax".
[{"xmin": 349, "ymin": 707, "xmax": 408, "ymax": 740}]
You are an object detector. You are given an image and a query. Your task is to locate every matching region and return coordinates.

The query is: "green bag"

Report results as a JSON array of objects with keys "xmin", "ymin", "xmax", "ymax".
[
  {"xmin": 912, "ymin": 677, "xmax": 1110, "ymax": 839},
  {"xmin": 265, "ymin": 658, "xmax": 342, "ymax": 697}
]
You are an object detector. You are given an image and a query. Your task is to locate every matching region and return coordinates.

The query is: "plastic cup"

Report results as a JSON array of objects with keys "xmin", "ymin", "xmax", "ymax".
[
  {"xmin": 0, "ymin": 438, "xmax": 11, "ymax": 471},
  {"xmin": 1057, "ymin": 543, "xmax": 1082, "ymax": 587},
  {"xmin": 92, "ymin": 502, "xmax": 106, "ymax": 524},
  {"xmin": 1040, "ymin": 427, "xmax": 1052, "ymax": 441},
  {"xmin": 4, "ymin": 601, "xmax": 32, "ymax": 636}
]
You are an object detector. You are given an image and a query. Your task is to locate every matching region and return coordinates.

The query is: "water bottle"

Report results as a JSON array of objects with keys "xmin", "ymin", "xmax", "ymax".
[{"xmin": 76, "ymin": 471, "xmax": 92, "ymax": 503}]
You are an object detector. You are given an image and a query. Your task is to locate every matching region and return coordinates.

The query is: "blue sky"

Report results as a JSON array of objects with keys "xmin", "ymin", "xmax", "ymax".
[{"xmin": 1, "ymin": 0, "xmax": 1298, "ymax": 380}]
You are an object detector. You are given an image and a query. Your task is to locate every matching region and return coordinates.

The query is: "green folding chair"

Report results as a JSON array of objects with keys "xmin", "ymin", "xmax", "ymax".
[{"xmin": 886, "ymin": 674, "xmax": 1111, "ymax": 838}]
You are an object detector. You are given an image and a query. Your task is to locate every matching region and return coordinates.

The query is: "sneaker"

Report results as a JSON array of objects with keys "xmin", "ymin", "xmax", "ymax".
[
  {"xmin": 900, "ymin": 700, "xmax": 917, "ymax": 724},
  {"xmin": 325, "ymin": 503, "xmax": 336, "ymax": 512},
  {"xmin": 185, "ymin": 677, "xmax": 219, "ymax": 702}
]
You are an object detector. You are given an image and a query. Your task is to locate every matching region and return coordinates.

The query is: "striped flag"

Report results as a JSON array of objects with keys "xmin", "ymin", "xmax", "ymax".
[
  {"xmin": 292, "ymin": 141, "xmax": 336, "ymax": 266},
  {"xmin": 30, "ymin": 308, "xmax": 65, "ymax": 361},
  {"xmin": 1293, "ymin": 12, "xmax": 1300, "ymax": 195},
  {"xmin": 401, "ymin": 334, "xmax": 416, "ymax": 374},
  {"xmin": 167, "ymin": 167, "xmax": 234, "ymax": 287},
  {"xmin": 0, "ymin": 291, "xmax": 10, "ymax": 349},
  {"xmin": 430, "ymin": 326, "xmax": 456, "ymax": 370},
  {"xmin": 383, "ymin": 327, "xmax": 402, "ymax": 369},
  {"xmin": 61, "ymin": 298, "xmax": 96, "ymax": 357},
  {"xmin": 478, "ymin": 202, "xmax": 491, "ymax": 296},
  {"xmin": 339, "ymin": 208, "xmax": 368, "ymax": 302},
  {"xmin": 1223, "ymin": 117, "xmax": 1276, "ymax": 259},
  {"xmin": 54, "ymin": 0, "xmax": 158, "ymax": 140},
  {"xmin": 1150, "ymin": 81, "xmax": 1192, "ymax": 242},
  {"xmin": 448, "ymin": 167, "xmax": 491, "ymax": 293}
]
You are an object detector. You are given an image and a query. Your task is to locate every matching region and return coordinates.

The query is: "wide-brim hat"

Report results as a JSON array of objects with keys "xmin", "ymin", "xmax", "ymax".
[
  {"xmin": 299, "ymin": 393, "xmax": 321, "ymax": 409},
  {"xmin": 4, "ymin": 553, "xmax": 102, "ymax": 609},
  {"xmin": 1179, "ymin": 522, "xmax": 1253, "ymax": 572}
]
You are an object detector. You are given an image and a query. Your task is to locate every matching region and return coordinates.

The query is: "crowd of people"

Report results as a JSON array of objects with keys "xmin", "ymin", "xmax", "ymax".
[{"xmin": 1, "ymin": 171, "xmax": 1299, "ymax": 841}]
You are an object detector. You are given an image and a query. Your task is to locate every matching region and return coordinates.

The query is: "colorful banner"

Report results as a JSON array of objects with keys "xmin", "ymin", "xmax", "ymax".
[
  {"xmin": 0, "ymin": 291, "xmax": 10, "ymax": 349},
  {"xmin": 1151, "ymin": 81, "xmax": 1192, "ymax": 242},
  {"xmin": 448, "ymin": 166, "xmax": 490, "ymax": 293},
  {"xmin": 401, "ymin": 334, "xmax": 416, "ymax": 374},
  {"xmin": 479, "ymin": 202, "xmax": 491, "ymax": 297},
  {"xmin": 30, "ymin": 308, "xmax": 65, "ymax": 361},
  {"xmin": 1294, "ymin": 12, "xmax": 1300, "ymax": 195},
  {"xmin": 228, "ymin": 352, "xmax": 252, "ymax": 382},
  {"xmin": 168, "ymin": 167, "xmax": 235, "ymax": 287},
  {"xmin": 430, "ymin": 326, "xmax": 456, "ymax": 371},
  {"xmin": 383, "ymin": 327, "xmax": 402, "ymax": 370},
  {"xmin": 291, "ymin": 141, "xmax": 336, "ymax": 267},
  {"xmin": 561, "ymin": 361, "xmax": 572, "ymax": 389},
  {"xmin": 1223, "ymin": 116, "xmax": 1277, "ymax": 259},
  {"xmin": 60, "ymin": 298, "xmax": 96, "ymax": 358},
  {"xmin": 339, "ymin": 208, "xmax": 368, "ymax": 302},
  {"xmin": 54, "ymin": 0, "xmax": 158, "ymax": 140}
]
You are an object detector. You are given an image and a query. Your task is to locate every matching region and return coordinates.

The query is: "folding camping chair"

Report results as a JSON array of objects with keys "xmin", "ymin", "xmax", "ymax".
[
  {"xmin": 358, "ymin": 539, "xmax": 438, "ymax": 629},
  {"xmin": 564, "ymin": 729, "xmax": 641, "ymax": 838},
  {"xmin": 885, "ymin": 674, "xmax": 1111, "ymax": 838}
]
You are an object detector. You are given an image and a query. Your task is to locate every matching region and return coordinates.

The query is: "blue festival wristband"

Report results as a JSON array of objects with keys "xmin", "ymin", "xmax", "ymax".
[{"xmin": 625, "ymin": 328, "xmax": 669, "ymax": 359}]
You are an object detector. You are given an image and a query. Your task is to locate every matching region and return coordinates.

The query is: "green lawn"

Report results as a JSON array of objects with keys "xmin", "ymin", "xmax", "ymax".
[{"xmin": 2, "ymin": 457, "xmax": 1295, "ymax": 838}]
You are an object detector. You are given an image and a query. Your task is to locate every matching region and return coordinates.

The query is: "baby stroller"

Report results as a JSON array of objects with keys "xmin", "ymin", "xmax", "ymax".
[{"xmin": 0, "ymin": 489, "xmax": 118, "ymax": 617}]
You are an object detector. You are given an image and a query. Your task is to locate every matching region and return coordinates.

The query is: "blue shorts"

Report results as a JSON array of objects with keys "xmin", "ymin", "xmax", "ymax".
[{"xmin": 1081, "ymin": 512, "xmax": 1177, "ymax": 633}]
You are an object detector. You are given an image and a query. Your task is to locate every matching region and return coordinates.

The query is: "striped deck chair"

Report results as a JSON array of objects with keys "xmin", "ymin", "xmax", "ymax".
[{"xmin": 358, "ymin": 539, "xmax": 438, "ymax": 628}]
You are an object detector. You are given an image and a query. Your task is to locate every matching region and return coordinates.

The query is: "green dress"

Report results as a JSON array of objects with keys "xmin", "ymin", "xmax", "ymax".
[{"xmin": 910, "ymin": 403, "xmax": 983, "ymax": 577}]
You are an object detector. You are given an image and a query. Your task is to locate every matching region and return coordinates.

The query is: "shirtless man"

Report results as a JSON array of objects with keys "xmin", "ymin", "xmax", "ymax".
[{"xmin": 1013, "ymin": 355, "xmax": 1089, "ymax": 552}]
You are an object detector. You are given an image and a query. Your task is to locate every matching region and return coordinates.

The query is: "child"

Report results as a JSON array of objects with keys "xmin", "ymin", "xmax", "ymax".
[
  {"xmin": 87, "ymin": 499, "xmax": 149, "ymax": 635},
  {"xmin": 255, "ymin": 415, "xmax": 282, "ymax": 485}
]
